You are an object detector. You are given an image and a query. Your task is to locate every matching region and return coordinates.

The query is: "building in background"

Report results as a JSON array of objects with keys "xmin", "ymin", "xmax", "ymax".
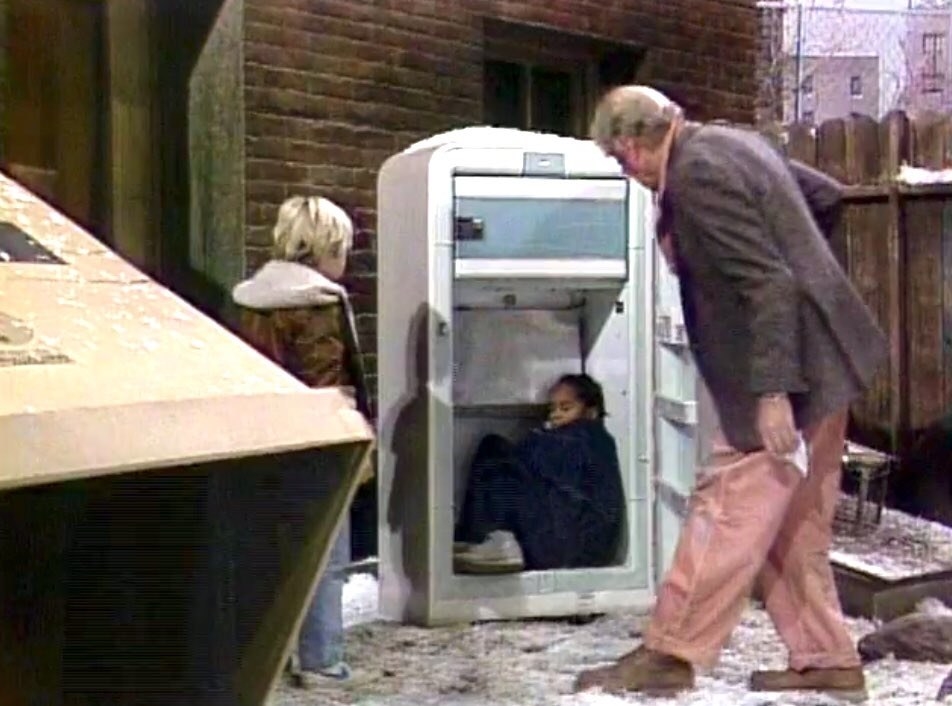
[
  {"xmin": 758, "ymin": 0, "xmax": 952, "ymax": 123},
  {"xmin": 902, "ymin": 8, "xmax": 952, "ymax": 111},
  {"xmin": 796, "ymin": 54, "xmax": 881, "ymax": 124},
  {"xmin": 759, "ymin": 1, "xmax": 905, "ymax": 123}
]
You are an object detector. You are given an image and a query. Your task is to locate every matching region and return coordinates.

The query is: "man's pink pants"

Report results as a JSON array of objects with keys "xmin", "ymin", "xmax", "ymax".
[{"xmin": 644, "ymin": 409, "xmax": 861, "ymax": 671}]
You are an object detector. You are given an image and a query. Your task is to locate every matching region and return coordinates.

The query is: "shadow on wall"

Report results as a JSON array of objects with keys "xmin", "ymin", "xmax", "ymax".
[
  {"xmin": 383, "ymin": 304, "xmax": 450, "ymax": 608},
  {"xmin": 175, "ymin": 266, "xmax": 236, "ymax": 329},
  {"xmin": 340, "ymin": 203, "xmax": 379, "ymax": 561}
]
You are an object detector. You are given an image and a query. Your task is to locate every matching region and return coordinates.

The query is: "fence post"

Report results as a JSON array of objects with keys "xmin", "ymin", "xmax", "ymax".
[
  {"xmin": 884, "ymin": 112, "xmax": 910, "ymax": 459},
  {"xmin": 786, "ymin": 122, "xmax": 816, "ymax": 165},
  {"xmin": 793, "ymin": 2, "xmax": 804, "ymax": 122},
  {"xmin": 905, "ymin": 114, "xmax": 952, "ymax": 460}
]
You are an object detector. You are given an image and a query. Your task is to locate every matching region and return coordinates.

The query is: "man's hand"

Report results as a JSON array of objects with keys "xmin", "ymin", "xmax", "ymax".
[{"xmin": 756, "ymin": 393, "xmax": 798, "ymax": 454}]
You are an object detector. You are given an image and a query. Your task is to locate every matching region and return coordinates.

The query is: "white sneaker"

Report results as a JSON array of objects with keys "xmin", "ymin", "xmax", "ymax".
[
  {"xmin": 288, "ymin": 654, "xmax": 361, "ymax": 690},
  {"xmin": 454, "ymin": 530, "xmax": 525, "ymax": 574}
]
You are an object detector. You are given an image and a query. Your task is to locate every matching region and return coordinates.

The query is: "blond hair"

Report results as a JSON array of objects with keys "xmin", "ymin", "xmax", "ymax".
[
  {"xmin": 590, "ymin": 85, "xmax": 683, "ymax": 151},
  {"xmin": 272, "ymin": 195, "xmax": 353, "ymax": 263}
]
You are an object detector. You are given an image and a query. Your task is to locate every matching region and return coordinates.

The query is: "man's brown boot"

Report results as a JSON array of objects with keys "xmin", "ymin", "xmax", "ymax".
[
  {"xmin": 750, "ymin": 667, "xmax": 867, "ymax": 702},
  {"xmin": 574, "ymin": 646, "xmax": 694, "ymax": 695}
]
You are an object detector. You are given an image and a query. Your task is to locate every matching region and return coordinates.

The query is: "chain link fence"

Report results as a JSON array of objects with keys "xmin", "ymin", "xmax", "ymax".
[{"xmin": 758, "ymin": 1, "xmax": 952, "ymax": 126}]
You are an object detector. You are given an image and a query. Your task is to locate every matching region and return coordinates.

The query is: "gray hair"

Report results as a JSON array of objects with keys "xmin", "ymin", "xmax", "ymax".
[
  {"xmin": 272, "ymin": 195, "xmax": 354, "ymax": 263},
  {"xmin": 590, "ymin": 85, "xmax": 684, "ymax": 151}
]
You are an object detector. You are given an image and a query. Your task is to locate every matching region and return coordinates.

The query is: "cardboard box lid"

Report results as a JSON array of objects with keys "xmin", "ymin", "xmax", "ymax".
[{"xmin": 0, "ymin": 172, "xmax": 374, "ymax": 490}]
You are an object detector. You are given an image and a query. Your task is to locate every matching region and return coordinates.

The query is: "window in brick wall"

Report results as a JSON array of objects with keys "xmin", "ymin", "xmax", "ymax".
[
  {"xmin": 531, "ymin": 67, "xmax": 573, "ymax": 135},
  {"xmin": 484, "ymin": 60, "xmax": 527, "ymax": 129},
  {"xmin": 483, "ymin": 60, "xmax": 577, "ymax": 136},
  {"xmin": 482, "ymin": 20, "xmax": 643, "ymax": 138}
]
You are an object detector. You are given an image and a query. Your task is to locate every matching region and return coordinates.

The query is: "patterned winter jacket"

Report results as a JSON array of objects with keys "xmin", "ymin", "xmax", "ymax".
[{"xmin": 231, "ymin": 260, "xmax": 371, "ymax": 419}]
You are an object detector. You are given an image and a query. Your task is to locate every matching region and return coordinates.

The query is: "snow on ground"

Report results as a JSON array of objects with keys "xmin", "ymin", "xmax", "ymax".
[
  {"xmin": 342, "ymin": 572, "xmax": 380, "ymax": 628},
  {"xmin": 831, "ymin": 495, "xmax": 952, "ymax": 582},
  {"xmin": 271, "ymin": 573, "xmax": 951, "ymax": 706}
]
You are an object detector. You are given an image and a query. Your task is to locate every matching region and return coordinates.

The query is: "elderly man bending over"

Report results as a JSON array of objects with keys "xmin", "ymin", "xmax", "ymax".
[{"xmin": 574, "ymin": 86, "xmax": 886, "ymax": 702}]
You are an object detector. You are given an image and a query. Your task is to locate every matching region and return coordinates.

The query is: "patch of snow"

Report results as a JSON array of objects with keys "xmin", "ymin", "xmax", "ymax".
[
  {"xmin": 403, "ymin": 126, "xmax": 592, "ymax": 155},
  {"xmin": 56, "ymin": 297, "xmax": 83, "ymax": 309},
  {"xmin": 270, "ymin": 574, "xmax": 951, "ymax": 706},
  {"xmin": 399, "ymin": 126, "xmax": 615, "ymax": 171},
  {"xmin": 829, "ymin": 551, "xmax": 901, "ymax": 579},
  {"xmin": 916, "ymin": 597, "xmax": 952, "ymax": 617},
  {"xmin": 831, "ymin": 495, "xmax": 952, "ymax": 582},
  {"xmin": 897, "ymin": 164, "xmax": 952, "ymax": 185},
  {"xmin": 343, "ymin": 572, "xmax": 380, "ymax": 628}
]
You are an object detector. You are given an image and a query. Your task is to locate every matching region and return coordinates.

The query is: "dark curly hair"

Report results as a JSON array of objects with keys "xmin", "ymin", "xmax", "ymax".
[{"xmin": 551, "ymin": 373, "xmax": 607, "ymax": 419}]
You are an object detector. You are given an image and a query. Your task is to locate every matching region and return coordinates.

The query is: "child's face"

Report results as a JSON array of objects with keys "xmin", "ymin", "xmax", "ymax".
[{"xmin": 547, "ymin": 384, "xmax": 596, "ymax": 429}]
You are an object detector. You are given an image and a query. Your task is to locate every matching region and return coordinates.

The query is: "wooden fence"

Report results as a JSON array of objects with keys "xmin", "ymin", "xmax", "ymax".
[{"xmin": 774, "ymin": 111, "xmax": 952, "ymax": 463}]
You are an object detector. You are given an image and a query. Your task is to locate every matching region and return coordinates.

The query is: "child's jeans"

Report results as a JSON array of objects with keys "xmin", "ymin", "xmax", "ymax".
[{"xmin": 298, "ymin": 519, "xmax": 350, "ymax": 672}]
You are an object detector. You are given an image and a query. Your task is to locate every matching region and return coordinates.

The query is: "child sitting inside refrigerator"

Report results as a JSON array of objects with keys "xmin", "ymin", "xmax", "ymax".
[{"xmin": 453, "ymin": 373, "xmax": 625, "ymax": 574}]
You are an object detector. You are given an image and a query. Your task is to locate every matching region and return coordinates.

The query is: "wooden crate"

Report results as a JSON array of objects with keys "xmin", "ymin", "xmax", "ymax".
[{"xmin": 833, "ymin": 564, "xmax": 952, "ymax": 623}]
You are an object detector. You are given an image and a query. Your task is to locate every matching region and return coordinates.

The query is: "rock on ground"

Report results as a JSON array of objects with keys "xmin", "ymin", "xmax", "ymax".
[{"xmin": 859, "ymin": 605, "xmax": 952, "ymax": 664}]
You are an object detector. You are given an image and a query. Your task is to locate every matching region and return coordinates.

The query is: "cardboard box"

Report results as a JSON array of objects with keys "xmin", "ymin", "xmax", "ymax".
[{"xmin": 0, "ymin": 172, "xmax": 375, "ymax": 706}]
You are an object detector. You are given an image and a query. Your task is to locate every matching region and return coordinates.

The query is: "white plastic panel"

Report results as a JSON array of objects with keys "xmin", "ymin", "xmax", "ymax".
[
  {"xmin": 656, "ymin": 395, "xmax": 698, "ymax": 426},
  {"xmin": 455, "ymin": 258, "xmax": 626, "ymax": 280},
  {"xmin": 652, "ymin": 238, "xmax": 700, "ymax": 578},
  {"xmin": 454, "ymin": 176, "xmax": 629, "ymax": 262},
  {"xmin": 452, "ymin": 308, "xmax": 582, "ymax": 406},
  {"xmin": 454, "ymin": 176, "xmax": 627, "ymax": 201}
]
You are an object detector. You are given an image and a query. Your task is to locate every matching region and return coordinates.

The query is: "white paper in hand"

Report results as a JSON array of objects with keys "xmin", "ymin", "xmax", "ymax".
[{"xmin": 783, "ymin": 432, "xmax": 809, "ymax": 477}]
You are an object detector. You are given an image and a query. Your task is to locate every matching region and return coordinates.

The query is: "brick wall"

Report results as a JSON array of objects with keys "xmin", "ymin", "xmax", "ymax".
[{"xmin": 241, "ymin": 0, "xmax": 760, "ymax": 397}]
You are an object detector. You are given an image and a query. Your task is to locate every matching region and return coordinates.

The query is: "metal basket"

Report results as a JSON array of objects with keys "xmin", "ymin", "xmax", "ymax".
[{"xmin": 834, "ymin": 442, "xmax": 893, "ymax": 536}]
